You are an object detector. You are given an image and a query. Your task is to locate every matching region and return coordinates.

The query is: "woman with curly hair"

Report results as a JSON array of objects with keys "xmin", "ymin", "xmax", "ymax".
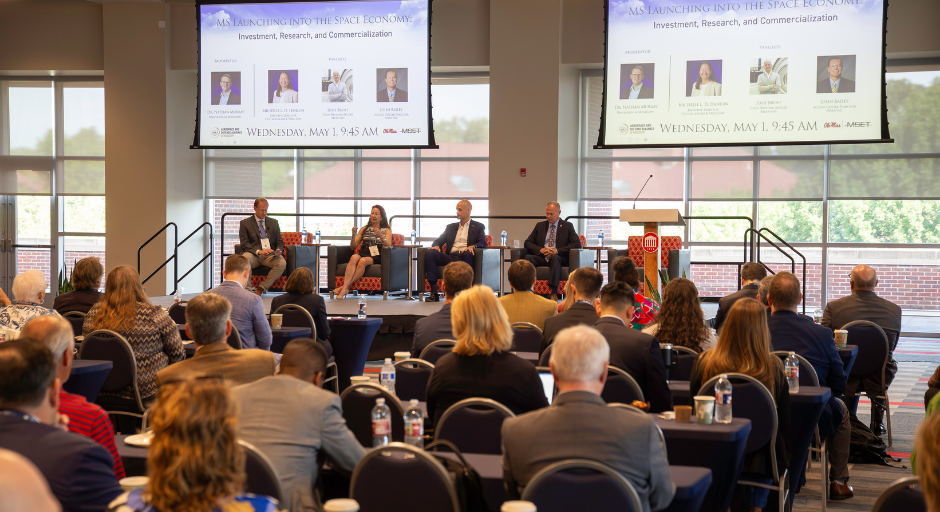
[
  {"xmin": 643, "ymin": 278, "xmax": 716, "ymax": 352},
  {"xmin": 108, "ymin": 378, "xmax": 279, "ymax": 512}
]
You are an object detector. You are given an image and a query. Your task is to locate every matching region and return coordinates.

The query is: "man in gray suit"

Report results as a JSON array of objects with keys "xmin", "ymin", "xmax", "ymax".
[
  {"xmin": 239, "ymin": 197, "xmax": 286, "ymax": 295},
  {"xmin": 501, "ymin": 324, "xmax": 675, "ymax": 512},
  {"xmin": 233, "ymin": 339, "xmax": 364, "ymax": 512}
]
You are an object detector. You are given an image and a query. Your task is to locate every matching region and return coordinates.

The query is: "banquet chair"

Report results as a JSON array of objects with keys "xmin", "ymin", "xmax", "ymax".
[
  {"xmin": 509, "ymin": 236, "xmax": 595, "ymax": 296},
  {"xmin": 62, "ymin": 311, "xmax": 86, "ymax": 338},
  {"xmin": 699, "ymin": 373, "xmax": 790, "ymax": 512},
  {"xmin": 327, "ymin": 233, "xmax": 409, "ymax": 299},
  {"xmin": 80, "ymin": 329, "xmax": 146, "ymax": 431},
  {"xmin": 607, "ymin": 236, "xmax": 690, "ymax": 281},
  {"xmin": 538, "ymin": 344, "xmax": 553, "ymax": 366},
  {"xmin": 416, "ymin": 235, "xmax": 501, "ymax": 298},
  {"xmin": 227, "ymin": 327, "xmax": 243, "ymax": 350},
  {"xmin": 234, "ymin": 231, "xmax": 316, "ymax": 292},
  {"xmin": 393, "ymin": 358, "xmax": 434, "ymax": 402},
  {"xmin": 601, "ymin": 366, "xmax": 645, "ymax": 405},
  {"xmin": 418, "ymin": 339, "xmax": 456, "ymax": 365},
  {"xmin": 841, "ymin": 320, "xmax": 893, "ymax": 445},
  {"xmin": 239, "ymin": 439, "xmax": 284, "ymax": 504},
  {"xmin": 433, "ymin": 398, "xmax": 515, "ymax": 455},
  {"xmin": 166, "ymin": 301, "xmax": 188, "ymax": 324},
  {"xmin": 511, "ymin": 322, "xmax": 543, "ymax": 353},
  {"xmin": 871, "ymin": 476, "xmax": 926, "ymax": 512},
  {"xmin": 273, "ymin": 303, "xmax": 318, "ymax": 341},
  {"xmin": 672, "ymin": 346, "xmax": 699, "ymax": 381},
  {"xmin": 521, "ymin": 459, "xmax": 643, "ymax": 512},
  {"xmin": 608, "ymin": 403, "xmax": 667, "ymax": 454},
  {"xmin": 350, "ymin": 442, "xmax": 459, "ymax": 512},
  {"xmin": 340, "ymin": 382, "xmax": 405, "ymax": 447}
]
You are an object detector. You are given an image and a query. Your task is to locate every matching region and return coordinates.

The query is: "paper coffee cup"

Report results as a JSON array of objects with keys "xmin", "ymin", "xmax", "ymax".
[
  {"xmin": 119, "ymin": 476, "xmax": 149, "ymax": 491},
  {"xmin": 694, "ymin": 396, "xmax": 715, "ymax": 425},
  {"xmin": 271, "ymin": 314, "xmax": 283, "ymax": 329},
  {"xmin": 502, "ymin": 501, "xmax": 537, "ymax": 512},
  {"xmin": 834, "ymin": 330, "xmax": 848, "ymax": 348},
  {"xmin": 674, "ymin": 405, "xmax": 693, "ymax": 423},
  {"xmin": 324, "ymin": 499, "xmax": 360, "ymax": 512},
  {"xmin": 349, "ymin": 376, "xmax": 370, "ymax": 385},
  {"xmin": 394, "ymin": 351, "xmax": 410, "ymax": 362}
]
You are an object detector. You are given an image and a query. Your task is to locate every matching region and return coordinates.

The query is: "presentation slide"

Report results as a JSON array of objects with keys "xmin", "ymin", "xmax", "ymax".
[
  {"xmin": 195, "ymin": 0, "xmax": 434, "ymax": 148},
  {"xmin": 599, "ymin": 0, "xmax": 890, "ymax": 148}
]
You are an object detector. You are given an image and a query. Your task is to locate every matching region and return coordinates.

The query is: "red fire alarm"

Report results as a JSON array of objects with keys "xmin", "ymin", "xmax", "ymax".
[{"xmin": 520, "ymin": 168, "xmax": 527, "ymax": 177}]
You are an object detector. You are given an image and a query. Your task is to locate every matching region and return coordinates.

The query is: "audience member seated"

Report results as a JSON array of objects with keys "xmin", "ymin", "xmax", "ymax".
[
  {"xmin": 499, "ymin": 259, "xmax": 557, "ymax": 329},
  {"xmin": 156, "ymin": 293, "xmax": 275, "ymax": 387},
  {"xmin": 426, "ymin": 285, "xmax": 548, "ymax": 426},
  {"xmin": 0, "ymin": 270, "xmax": 60, "ymax": 333},
  {"xmin": 0, "ymin": 340, "xmax": 122, "ymax": 511},
  {"xmin": 107, "ymin": 378, "xmax": 279, "ymax": 512},
  {"xmin": 234, "ymin": 339, "xmax": 364, "ymax": 512},
  {"xmin": 690, "ymin": 298, "xmax": 790, "ymax": 512},
  {"xmin": 821, "ymin": 264, "xmax": 902, "ymax": 435},
  {"xmin": 642, "ymin": 278, "xmax": 716, "ymax": 352},
  {"xmin": 53, "ymin": 257, "xmax": 103, "ymax": 314},
  {"xmin": 212, "ymin": 254, "xmax": 272, "ymax": 351},
  {"xmin": 914, "ymin": 409, "xmax": 940, "ymax": 512},
  {"xmin": 610, "ymin": 256, "xmax": 658, "ymax": 330},
  {"xmin": 767, "ymin": 272, "xmax": 853, "ymax": 500},
  {"xmin": 911, "ymin": 383, "xmax": 940, "ymax": 479},
  {"xmin": 424, "ymin": 199, "xmax": 486, "ymax": 303},
  {"xmin": 0, "ymin": 448, "xmax": 62, "ymax": 512},
  {"xmin": 594, "ymin": 282, "xmax": 672, "ymax": 413},
  {"xmin": 21, "ymin": 316, "xmax": 124, "ymax": 479},
  {"xmin": 83, "ymin": 266, "xmax": 184, "ymax": 429},
  {"xmin": 927, "ymin": 364, "xmax": 940, "ymax": 407},
  {"xmin": 556, "ymin": 268, "xmax": 579, "ymax": 313},
  {"xmin": 270, "ymin": 267, "xmax": 333, "ymax": 358},
  {"xmin": 523, "ymin": 201, "xmax": 582, "ymax": 301},
  {"xmin": 714, "ymin": 262, "xmax": 766, "ymax": 333},
  {"xmin": 411, "ymin": 261, "xmax": 474, "ymax": 358},
  {"xmin": 501, "ymin": 324, "xmax": 675, "ymax": 512},
  {"xmin": 757, "ymin": 275, "xmax": 774, "ymax": 313},
  {"xmin": 334, "ymin": 204, "xmax": 394, "ymax": 299},
  {"xmin": 539, "ymin": 267, "xmax": 603, "ymax": 354}
]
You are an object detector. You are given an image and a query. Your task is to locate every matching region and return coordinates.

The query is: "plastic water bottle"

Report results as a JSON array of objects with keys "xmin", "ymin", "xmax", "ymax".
[
  {"xmin": 358, "ymin": 296, "xmax": 367, "ymax": 319},
  {"xmin": 715, "ymin": 374, "xmax": 733, "ymax": 423},
  {"xmin": 813, "ymin": 306, "xmax": 823, "ymax": 323},
  {"xmin": 404, "ymin": 399, "xmax": 424, "ymax": 448},
  {"xmin": 785, "ymin": 352, "xmax": 800, "ymax": 393},
  {"xmin": 380, "ymin": 358, "xmax": 396, "ymax": 395},
  {"xmin": 173, "ymin": 288, "xmax": 183, "ymax": 303},
  {"xmin": 501, "ymin": 230, "xmax": 507, "ymax": 247},
  {"xmin": 410, "ymin": 229, "xmax": 416, "ymax": 245},
  {"xmin": 598, "ymin": 230, "xmax": 604, "ymax": 246},
  {"xmin": 371, "ymin": 398, "xmax": 391, "ymax": 447},
  {"xmin": 302, "ymin": 227, "xmax": 308, "ymax": 243},
  {"xmin": 315, "ymin": 228, "xmax": 321, "ymax": 244}
]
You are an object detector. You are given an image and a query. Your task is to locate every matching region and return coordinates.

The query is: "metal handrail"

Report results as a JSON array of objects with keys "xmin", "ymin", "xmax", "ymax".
[
  {"xmin": 177, "ymin": 222, "xmax": 214, "ymax": 290},
  {"xmin": 744, "ymin": 227, "xmax": 806, "ymax": 313},
  {"xmin": 219, "ymin": 212, "xmax": 374, "ymax": 258},
  {"xmin": 138, "ymin": 223, "xmax": 178, "ymax": 291},
  {"xmin": 758, "ymin": 227, "xmax": 808, "ymax": 315}
]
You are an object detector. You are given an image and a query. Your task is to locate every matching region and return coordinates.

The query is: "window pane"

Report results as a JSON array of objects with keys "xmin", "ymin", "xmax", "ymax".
[
  {"xmin": 417, "ymin": 200, "xmax": 489, "ymax": 241},
  {"xmin": 301, "ymin": 160, "xmax": 354, "ymax": 198},
  {"xmin": 689, "ymin": 246, "xmax": 743, "ymax": 299},
  {"xmin": 17, "ymin": 196, "xmax": 50, "ymax": 240},
  {"xmin": 363, "ymin": 149, "xmax": 410, "ymax": 158},
  {"xmin": 425, "ymin": 83, "xmax": 489, "ymax": 157},
  {"xmin": 366, "ymin": 200, "xmax": 412, "ymax": 236},
  {"xmin": 758, "ymin": 160, "xmax": 823, "ymax": 199},
  {"xmin": 63, "ymin": 160, "xmax": 105, "ymax": 195},
  {"xmin": 611, "ymin": 161, "xmax": 683, "ymax": 200},
  {"xmin": 261, "ymin": 160, "xmax": 295, "ymax": 199},
  {"xmin": 828, "ymin": 200, "xmax": 940, "ymax": 243},
  {"xmin": 690, "ymin": 160, "xmax": 753, "ymax": 199},
  {"xmin": 827, "ymin": 248, "xmax": 940, "ymax": 315},
  {"xmin": 9, "ymin": 83, "xmax": 53, "ymax": 156},
  {"xmin": 689, "ymin": 202, "xmax": 752, "ymax": 242},
  {"xmin": 64, "ymin": 196, "xmax": 106, "ymax": 233},
  {"xmin": 301, "ymin": 200, "xmax": 357, "ymax": 236},
  {"xmin": 692, "ymin": 147, "xmax": 755, "ymax": 157},
  {"xmin": 760, "ymin": 145, "xmax": 824, "ymax": 156},
  {"xmin": 419, "ymin": 161, "xmax": 488, "ymax": 198},
  {"xmin": 758, "ymin": 201, "xmax": 822, "ymax": 243},
  {"xmin": 266, "ymin": 199, "xmax": 296, "ymax": 232},
  {"xmin": 829, "ymin": 158, "xmax": 940, "ymax": 199},
  {"xmin": 301, "ymin": 149, "xmax": 354, "ymax": 157},
  {"xmin": 362, "ymin": 161, "xmax": 411, "ymax": 199},
  {"xmin": 759, "ymin": 247, "xmax": 822, "ymax": 310},
  {"xmin": 63, "ymin": 84, "xmax": 105, "ymax": 156},
  {"xmin": 261, "ymin": 149, "xmax": 293, "ymax": 157},
  {"xmin": 63, "ymin": 237, "xmax": 105, "ymax": 290}
]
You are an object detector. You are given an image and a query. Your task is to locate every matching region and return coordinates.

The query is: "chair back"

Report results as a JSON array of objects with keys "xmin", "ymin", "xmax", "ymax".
[
  {"xmin": 239, "ymin": 440, "xmax": 284, "ymax": 504},
  {"xmin": 521, "ymin": 459, "xmax": 643, "ymax": 512},
  {"xmin": 340, "ymin": 383, "xmax": 405, "ymax": 446},
  {"xmin": 872, "ymin": 476, "xmax": 926, "ymax": 512},
  {"xmin": 771, "ymin": 351, "xmax": 820, "ymax": 387},
  {"xmin": 607, "ymin": 403, "xmax": 668, "ymax": 456},
  {"xmin": 433, "ymin": 398, "xmax": 515, "ymax": 455},
  {"xmin": 62, "ymin": 311, "xmax": 86, "ymax": 337},
  {"xmin": 351, "ymin": 442, "xmax": 459, "ymax": 512},
  {"xmin": 393, "ymin": 359, "xmax": 434, "ymax": 402},
  {"xmin": 841, "ymin": 320, "xmax": 889, "ymax": 379},
  {"xmin": 538, "ymin": 344, "xmax": 553, "ymax": 366},
  {"xmin": 274, "ymin": 304, "xmax": 317, "ymax": 340},
  {"xmin": 227, "ymin": 327, "xmax": 243, "ymax": 350},
  {"xmin": 166, "ymin": 301, "xmax": 188, "ymax": 324},
  {"xmin": 511, "ymin": 322, "xmax": 543, "ymax": 353},
  {"xmin": 672, "ymin": 346, "xmax": 698, "ymax": 381},
  {"xmin": 79, "ymin": 329, "xmax": 144, "ymax": 412},
  {"xmin": 601, "ymin": 366, "xmax": 645, "ymax": 404},
  {"xmin": 418, "ymin": 339, "xmax": 456, "ymax": 365}
]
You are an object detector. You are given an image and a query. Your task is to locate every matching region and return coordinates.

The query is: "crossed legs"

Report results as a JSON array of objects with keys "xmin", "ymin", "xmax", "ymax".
[{"xmin": 335, "ymin": 254, "xmax": 375, "ymax": 298}]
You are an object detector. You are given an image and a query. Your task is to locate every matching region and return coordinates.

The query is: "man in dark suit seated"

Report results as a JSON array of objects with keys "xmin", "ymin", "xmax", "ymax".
[
  {"xmin": 821, "ymin": 264, "xmax": 901, "ymax": 434},
  {"xmin": 238, "ymin": 197, "xmax": 286, "ymax": 295},
  {"xmin": 714, "ymin": 262, "xmax": 767, "ymax": 332},
  {"xmin": 411, "ymin": 261, "xmax": 474, "ymax": 358},
  {"xmin": 501, "ymin": 324, "xmax": 675, "ymax": 512},
  {"xmin": 594, "ymin": 282, "xmax": 672, "ymax": 413},
  {"xmin": 524, "ymin": 201, "xmax": 583, "ymax": 301},
  {"xmin": 768, "ymin": 272, "xmax": 854, "ymax": 500},
  {"xmin": 540, "ymin": 267, "xmax": 603, "ymax": 354},
  {"xmin": 816, "ymin": 57, "xmax": 856, "ymax": 93},
  {"xmin": 757, "ymin": 275, "xmax": 774, "ymax": 315},
  {"xmin": 424, "ymin": 200, "xmax": 486, "ymax": 302},
  {"xmin": 0, "ymin": 340, "xmax": 123, "ymax": 512}
]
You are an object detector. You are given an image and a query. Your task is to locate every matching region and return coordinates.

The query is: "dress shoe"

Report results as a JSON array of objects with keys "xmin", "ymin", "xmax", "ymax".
[
  {"xmin": 829, "ymin": 481, "xmax": 854, "ymax": 500},
  {"xmin": 425, "ymin": 293, "xmax": 440, "ymax": 303},
  {"xmin": 871, "ymin": 422, "xmax": 887, "ymax": 435},
  {"xmin": 252, "ymin": 288, "xmax": 264, "ymax": 297}
]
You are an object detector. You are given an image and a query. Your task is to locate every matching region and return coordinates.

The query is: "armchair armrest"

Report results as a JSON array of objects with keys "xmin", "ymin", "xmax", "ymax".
[
  {"xmin": 380, "ymin": 246, "xmax": 410, "ymax": 292},
  {"xmin": 567, "ymin": 248, "xmax": 596, "ymax": 271},
  {"xmin": 233, "ymin": 244, "xmax": 244, "ymax": 255},
  {"xmin": 286, "ymin": 245, "xmax": 320, "ymax": 279},
  {"xmin": 510, "ymin": 248, "xmax": 530, "ymax": 262},
  {"xmin": 475, "ymin": 248, "xmax": 503, "ymax": 290}
]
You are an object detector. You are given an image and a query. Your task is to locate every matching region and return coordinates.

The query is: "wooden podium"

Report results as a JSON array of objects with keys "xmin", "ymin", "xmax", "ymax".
[{"xmin": 620, "ymin": 209, "xmax": 685, "ymax": 297}]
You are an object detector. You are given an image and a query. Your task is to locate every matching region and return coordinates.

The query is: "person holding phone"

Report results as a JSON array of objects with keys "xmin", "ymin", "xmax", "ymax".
[{"xmin": 334, "ymin": 205, "xmax": 394, "ymax": 299}]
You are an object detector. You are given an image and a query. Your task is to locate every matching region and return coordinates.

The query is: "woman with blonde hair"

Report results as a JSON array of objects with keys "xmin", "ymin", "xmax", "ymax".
[
  {"xmin": 557, "ymin": 268, "xmax": 579, "ymax": 313},
  {"xmin": 108, "ymin": 378, "xmax": 279, "ymax": 512},
  {"xmin": 690, "ymin": 298, "xmax": 790, "ymax": 512},
  {"xmin": 643, "ymin": 278, "xmax": 716, "ymax": 352},
  {"xmin": 425, "ymin": 285, "xmax": 548, "ymax": 425}
]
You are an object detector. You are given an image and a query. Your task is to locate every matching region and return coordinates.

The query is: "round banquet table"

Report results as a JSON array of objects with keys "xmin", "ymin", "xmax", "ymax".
[
  {"xmin": 64, "ymin": 359, "xmax": 113, "ymax": 403},
  {"xmin": 328, "ymin": 317, "xmax": 383, "ymax": 391}
]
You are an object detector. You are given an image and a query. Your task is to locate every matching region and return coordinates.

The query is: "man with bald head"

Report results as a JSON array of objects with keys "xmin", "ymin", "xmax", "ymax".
[
  {"xmin": 423, "ymin": 200, "xmax": 487, "ymax": 302},
  {"xmin": 821, "ymin": 264, "xmax": 901, "ymax": 434},
  {"xmin": 524, "ymin": 202, "xmax": 583, "ymax": 301}
]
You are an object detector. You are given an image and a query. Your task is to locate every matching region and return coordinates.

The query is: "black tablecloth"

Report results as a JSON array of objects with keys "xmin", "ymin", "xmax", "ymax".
[
  {"xmin": 787, "ymin": 386, "xmax": 831, "ymax": 502},
  {"xmin": 64, "ymin": 360, "xmax": 112, "ymax": 403},
  {"xmin": 329, "ymin": 317, "xmax": 383, "ymax": 391},
  {"xmin": 268, "ymin": 327, "xmax": 313, "ymax": 353},
  {"xmin": 838, "ymin": 345, "xmax": 858, "ymax": 376}
]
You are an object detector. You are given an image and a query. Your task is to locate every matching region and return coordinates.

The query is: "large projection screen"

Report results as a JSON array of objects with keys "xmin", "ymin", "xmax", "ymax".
[
  {"xmin": 194, "ymin": 0, "xmax": 435, "ymax": 149},
  {"xmin": 598, "ymin": 0, "xmax": 891, "ymax": 148}
]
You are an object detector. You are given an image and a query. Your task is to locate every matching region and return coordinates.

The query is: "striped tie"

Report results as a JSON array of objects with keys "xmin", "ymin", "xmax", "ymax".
[
  {"xmin": 545, "ymin": 224, "xmax": 556, "ymax": 262},
  {"xmin": 832, "ymin": 82, "xmax": 838, "ymax": 93}
]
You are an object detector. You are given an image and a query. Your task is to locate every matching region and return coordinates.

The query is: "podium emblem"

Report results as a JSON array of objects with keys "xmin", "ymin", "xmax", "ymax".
[{"xmin": 643, "ymin": 232, "xmax": 659, "ymax": 253}]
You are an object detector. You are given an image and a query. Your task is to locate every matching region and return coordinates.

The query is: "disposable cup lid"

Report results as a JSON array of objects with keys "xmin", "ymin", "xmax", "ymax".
[
  {"xmin": 324, "ymin": 499, "xmax": 360, "ymax": 512},
  {"xmin": 693, "ymin": 395, "xmax": 716, "ymax": 401},
  {"xmin": 501, "ymin": 501, "xmax": 537, "ymax": 512}
]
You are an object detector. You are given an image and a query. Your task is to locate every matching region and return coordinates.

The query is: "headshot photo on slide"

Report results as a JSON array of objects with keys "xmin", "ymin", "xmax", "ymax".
[
  {"xmin": 377, "ymin": 68, "xmax": 408, "ymax": 102},
  {"xmin": 751, "ymin": 58, "xmax": 787, "ymax": 95},
  {"xmin": 211, "ymin": 71, "xmax": 242, "ymax": 106},
  {"xmin": 269, "ymin": 70, "xmax": 298, "ymax": 103},
  {"xmin": 324, "ymin": 69, "xmax": 353, "ymax": 102},
  {"xmin": 687, "ymin": 60, "xmax": 722, "ymax": 97},
  {"xmin": 620, "ymin": 63, "xmax": 655, "ymax": 99},
  {"xmin": 816, "ymin": 55, "xmax": 856, "ymax": 93}
]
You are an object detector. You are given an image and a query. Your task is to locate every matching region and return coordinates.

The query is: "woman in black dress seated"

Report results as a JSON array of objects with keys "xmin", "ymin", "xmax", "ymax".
[
  {"xmin": 271, "ymin": 267, "xmax": 332, "ymax": 358},
  {"xmin": 334, "ymin": 204, "xmax": 394, "ymax": 299},
  {"xmin": 53, "ymin": 256, "xmax": 103, "ymax": 314}
]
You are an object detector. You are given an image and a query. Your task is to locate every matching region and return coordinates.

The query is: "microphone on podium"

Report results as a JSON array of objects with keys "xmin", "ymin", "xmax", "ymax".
[{"xmin": 633, "ymin": 175, "xmax": 654, "ymax": 209}]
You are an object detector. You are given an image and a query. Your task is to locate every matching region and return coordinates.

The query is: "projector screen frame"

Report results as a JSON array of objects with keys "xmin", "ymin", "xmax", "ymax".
[
  {"xmin": 594, "ymin": 0, "xmax": 893, "ymax": 150},
  {"xmin": 191, "ymin": 0, "xmax": 438, "ymax": 150}
]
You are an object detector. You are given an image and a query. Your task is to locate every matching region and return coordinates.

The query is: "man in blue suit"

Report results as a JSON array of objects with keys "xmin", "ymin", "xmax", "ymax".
[
  {"xmin": 767, "ymin": 272, "xmax": 854, "ymax": 501},
  {"xmin": 424, "ymin": 200, "xmax": 487, "ymax": 302},
  {"xmin": 0, "ymin": 339, "xmax": 122, "ymax": 512}
]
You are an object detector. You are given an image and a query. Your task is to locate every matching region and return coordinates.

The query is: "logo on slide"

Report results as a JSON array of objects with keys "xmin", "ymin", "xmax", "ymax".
[
  {"xmin": 400, "ymin": 128, "xmax": 421, "ymax": 134},
  {"xmin": 824, "ymin": 122, "xmax": 841, "ymax": 128},
  {"xmin": 383, "ymin": 128, "xmax": 398, "ymax": 134},
  {"xmin": 211, "ymin": 127, "xmax": 220, "ymax": 138},
  {"xmin": 619, "ymin": 123, "xmax": 628, "ymax": 135}
]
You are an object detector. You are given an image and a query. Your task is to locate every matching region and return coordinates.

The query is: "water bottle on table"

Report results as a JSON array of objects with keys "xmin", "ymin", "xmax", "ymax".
[
  {"xmin": 598, "ymin": 230, "xmax": 604, "ymax": 246},
  {"xmin": 404, "ymin": 399, "xmax": 424, "ymax": 448},
  {"xmin": 302, "ymin": 227, "xmax": 308, "ymax": 243},
  {"xmin": 813, "ymin": 306, "xmax": 823, "ymax": 323},
  {"xmin": 371, "ymin": 398, "xmax": 391, "ymax": 447},
  {"xmin": 315, "ymin": 227, "xmax": 321, "ymax": 244},
  {"xmin": 410, "ymin": 229, "xmax": 416, "ymax": 245},
  {"xmin": 715, "ymin": 374, "xmax": 733, "ymax": 423},
  {"xmin": 173, "ymin": 288, "xmax": 182, "ymax": 303},
  {"xmin": 358, "ymin": 296, "xmax": 367, "ymax": 319},
  {"xmin": 380, "ymin": 358, "xmax": 396, "ymax": 394},
  {"xmin": 785, "ymin": 352, "xmax": 800, "ymax": 393},
  {"xmin": 501, "ymin": 230, "xmax": 507, "ymax": 247}
]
